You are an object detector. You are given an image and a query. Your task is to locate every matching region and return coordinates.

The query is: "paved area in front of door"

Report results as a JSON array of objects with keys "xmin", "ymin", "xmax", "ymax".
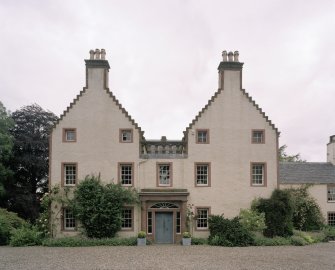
[{"xmin": 0, "ymin": 243, "xmax": 334, "ymax": 270}]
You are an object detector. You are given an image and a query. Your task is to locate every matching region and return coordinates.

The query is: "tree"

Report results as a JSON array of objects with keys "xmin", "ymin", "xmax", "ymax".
[
  {"xmin": 255, "ymin": 189, "xmax": 294, "ymax": 237},
  {"xmin": 288, "ymin": 185, "xmax": 324, "ymax": 231},
  {"xmin": 0, "ymin": 101, "xmax": 14, "ymax": 199},
  {"xmin": 71, "ymin": 176, "xmax": 139, "ymax": 238},
  {"xmin": 3, "ymin": 104, "xmax": 58, "ymax": 221},
  {"xmin": 279, "ymin": 145, "xmax": 305, "ymax": 162}
]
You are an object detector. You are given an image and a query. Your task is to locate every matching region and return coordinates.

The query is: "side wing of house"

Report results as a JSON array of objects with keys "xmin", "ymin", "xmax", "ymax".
[
  {"xmin": 279, "ymin": 161, "xmax": 335, "ymax": 226},
  {"xmin": 185, "ymin": 51, "xmax": 279, "ymax": 236},
  {"xmin": 49, "ymin": 49, "xmax": 141, "ymax": 237}
]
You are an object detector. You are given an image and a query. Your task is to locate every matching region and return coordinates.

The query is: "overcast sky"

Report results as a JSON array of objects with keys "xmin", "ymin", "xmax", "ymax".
[{"xmin": 1, "ymin": 0, "xmax": 335, "ymax": 161}]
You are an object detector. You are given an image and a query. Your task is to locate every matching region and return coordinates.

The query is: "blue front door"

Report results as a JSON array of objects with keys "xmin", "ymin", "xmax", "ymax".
[{"xmin": 155, "ymin": 212, "xmax": 173, "ymax": 244}]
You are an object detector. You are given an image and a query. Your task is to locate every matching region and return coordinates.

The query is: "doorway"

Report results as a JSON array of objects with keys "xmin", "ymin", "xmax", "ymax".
[{"xmin": 155, "ymin": 212, "xmax": 173, "ymax": 244}]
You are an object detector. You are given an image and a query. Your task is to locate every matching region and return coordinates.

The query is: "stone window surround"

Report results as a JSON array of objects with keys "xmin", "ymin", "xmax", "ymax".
[
  {"xmin": 156, "ymin": 162, "xmax": 173, "ymax": 187},
  {"xmin": 61, "ymin": 162, "xmax": 78, "ymax": 187},
  {"xmin": 195, "ymin": 207, "xmax": 211, "ymax": 231},
  {"xmin": 194, "ymin": 162, "xmax": 211, "ymax": 187},
  {"xmin": 251, "ymin": 129, "xmax": 265, "ymax": 144},
  {"xmin": 250, "ymin": 162, "xmax": 267, "ymax": 187},
  {"xmin": 121, "ymin": 206, "xmax": 134, "ymax": 231},
  {"xmin": 196, "ymin": 129, "xmax": 210, "ymax": 144},
  {"xmin": 62, "ymin": 128, "xmax": 77, "ymax": 142},
  {"xmin": 119, "ymin": 128, "xmax": 133, "ymax": 143},
  {"xmin": 118, "ymin": 162, "xmax": 135, "ymax": 187}
]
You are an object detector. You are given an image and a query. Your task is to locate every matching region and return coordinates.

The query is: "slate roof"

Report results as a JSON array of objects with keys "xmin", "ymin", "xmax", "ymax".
[{"xmin": 279, "ymin": 162, "xmax": 335, "ymax": 184}]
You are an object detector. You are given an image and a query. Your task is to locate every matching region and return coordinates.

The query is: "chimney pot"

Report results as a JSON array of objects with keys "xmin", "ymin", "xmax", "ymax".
[
  {"xmin": 228, "ymin": 51, "xmax": 234, "ymax": 62},
  {"xmin": 95, "ymin": 49, "xmax": 101, "ymax": 60},
  {"xmin": 222, "ymin": 51, "xmax": 228, "ymax": 62},
  {"xmin": 234, "ymin": 51, "xmax": 239, "ymax": 62},
  {"xmin": 101, "ymin": 49, "xmax": 106, "ymax": 60},
  {"xmin": 89, "ymin": 50, "xmax": 95, "ymax": 60}
]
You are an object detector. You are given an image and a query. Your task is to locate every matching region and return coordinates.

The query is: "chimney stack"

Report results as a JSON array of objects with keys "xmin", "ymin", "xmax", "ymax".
[
  {"xmin": 327, "ymin": 135, "xmax": 335, "ymax": 165},
  {"xmin": 85, "ymin": 48, "xmax": 110, "ymax": 89},
  {"xmin": 218, "ymin": 50, "xmax": 244, "ymax": 89}
]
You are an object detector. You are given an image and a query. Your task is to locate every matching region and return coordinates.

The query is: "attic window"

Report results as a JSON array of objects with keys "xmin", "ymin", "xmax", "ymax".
[
  {"xmin": 252, "ymin": 130, "xmax": 265, "ymax": 144},
  {"xmin": 63, "ymin": 128, "xmax": 76, "ymax": 142},
  {"xmin": 196, "ymin": 129, "xmax": 209, "ymax": 144},
  {"xmin": 120, "ymin": 129, "xmax": 133, "ymax": 143}
]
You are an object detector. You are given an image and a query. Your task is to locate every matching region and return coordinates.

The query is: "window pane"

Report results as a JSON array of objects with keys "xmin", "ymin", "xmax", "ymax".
[
  {"xmin": 64, "ymin": 209, "xmax": 75, "ymax": 229},
  {"xmin": 121, "ymin": 209, "xmax": 132, "ymax": 229},
  {"xmin": 328, "ymin": 212, "xmax": 335, "ymax": 226},
  {"xmin": 196, "ymin": 164, "xmax": 208, "ymax": 185},
  {"xmin": 147, "ymin": 212, "xmax": 152, "ymax": 234},
  {"xmin": 65, "ymin": 165, "xmax": 76, "ymax": 185},
  {"xmin": 176, "ymin": 212, "xmax": 181, "ymax": 234},
  {"xmin": 121, "ymin": 130, "xmax": 132, "ymax": 142},
  {"xmin": 121, "ymin": 164, "xmax": 132, "ymax": 185},
  {"xmin": 159, "ymin": 165, "xmax": 170, "ymax": 185},
  {"xmin": 197, "ymin": 130, "xmax": 208, "ymax": 143},
  {"xmin": 197, "ymin": 208, "xmax": 208, "ymax": 229},
  {"xmin": 328, "ymin": 186, "xmax": 335, "ymax": 201},
  {"xmin": 252, "ymin": 131, "xmax": 264, "ymax": 143},
  {"xmin": 252, "ymin": 164, "xmax": 264, "ymax": 185},
  {"xmin": 66, "ymin": 130, "xmax": 76, "ymax": 141}
]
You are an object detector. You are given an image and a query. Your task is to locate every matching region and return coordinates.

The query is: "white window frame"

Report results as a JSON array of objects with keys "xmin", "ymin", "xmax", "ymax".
[
  {"xmin": 251, "ymin": 163, "xmax": 266, "ymax": 186},
  {"xmin": 195, "ymin": 163, "xmax": 210, "ymax": 186},
  {"xmin": 119, "ymin": 163, "xmax": 133, "ymax": 186},
  {"xmin": 63, "ymin": 208, "xmax": 76, "ymax": 230},
  {"xmin": 196, "ymin": 208, "xmax": 209, "ymax": 230},
  {"xmin": 121, "ymin": 208, "xmax": 133, "ymax": 230},
  {"xmin": 327, "ymin": 185, "xmax": 335, "ymax": 202},
  {"xmin": 63, "ymin": 163, "xmax": 77, "ymax": 186}
]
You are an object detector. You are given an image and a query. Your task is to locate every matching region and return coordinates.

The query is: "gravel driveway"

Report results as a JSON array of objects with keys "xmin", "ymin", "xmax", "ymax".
[{"xmin": 0, "ymin": 243, "xmax": 334, "ymax": 270}]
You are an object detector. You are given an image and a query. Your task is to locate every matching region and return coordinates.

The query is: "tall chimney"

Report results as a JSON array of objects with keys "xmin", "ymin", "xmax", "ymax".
[
  {"xmin": 327, "ymin": 135, "xmax": 335, "ymax": 164},
  {"xmin": 218, "ymin": 50, "xmax": 243, "ymax": 89},
  {"xmin": 85, "ymin": 48, "xmax": 110, "ymax": 89}
]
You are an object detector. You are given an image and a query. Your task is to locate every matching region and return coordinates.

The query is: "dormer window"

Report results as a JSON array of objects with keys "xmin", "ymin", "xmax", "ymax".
[
  {"xmin": 120, "ymin": 129, "xmax": 133, "ymax": 143},
  {"xmin": 252, "ymin": 130, "xmax": 265, "ymax": 144},
  {"xmin": 196, "ymin": 129, "xmax": 209, "ymax": 144},
  {"xmin": 63, "ymin": 128, "xmax": 76, "ymax": 142}
]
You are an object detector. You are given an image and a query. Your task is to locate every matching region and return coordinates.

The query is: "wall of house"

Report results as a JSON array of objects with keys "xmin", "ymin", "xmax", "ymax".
[
  {"xmin": 50, "ymin": 66, "xmax": 142, "ymax": 237},
  {"xmin": 280, "ymin": 184, "xmax": 335, "ymax": 224},
  {"xmin": 50, "ymin": 54, "xmax": 279, "ymax": 239},
  {"xmin": 184, "ymin": 69, "xmax": 278, "ymax": 237}
]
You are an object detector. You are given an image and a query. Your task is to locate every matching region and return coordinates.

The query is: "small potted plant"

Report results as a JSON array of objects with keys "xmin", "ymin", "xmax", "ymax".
[
  {"xmin": 182, "ymin": 231, "xmax": 191, "ymax": 246},
  {"xmin": 137, "ymin": 231, "xmax": 147, "ymax": 246}
]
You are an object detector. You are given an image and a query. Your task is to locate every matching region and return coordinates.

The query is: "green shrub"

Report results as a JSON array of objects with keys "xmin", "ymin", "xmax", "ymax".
[
  {"xmin": 288, "ymin": 186, "xmax": 324, "ymax": 231},
  {"xmin": 137, "ymin": 231, "xmax": 146, "ymax": 238},
  {"xmin": 239, "ymin": 209, "xmax": 266, "ymax": 232},
  {"xmin": 191, "ymin": 237, "xmax": 207, "ymax": 245},
  {"xmin": 208, "ymin": 215, "xmax": 254, "ymax": 247},
  {"xmin": 293, "ymin": 230, "xmax": 314, "ymax": 244},
  {"xmin": 42, "ymin": 236, "xmax": 137, "ymax": 247},
  {"xmin": 71, "ymin": 176, "xmax": 138, "ymax": 238},
  {"xmin": 253, "ymin": 235, "xmax": 291, "ymax": 246},
  {"xmin": 323, "ymin": 226, "xmax": 335, "ymax": 241},
  {"xmin": 182, "ymin": 231, "xmax": 191, "ymax": 238},
  {"xmin": 10, "ymin": 226, "xmax": 43, "ymax": 246},
  {"xmin": 290, "ymin": 235, "xmax": 308, "ymax": 246},
  {"xmin": 255, "ymin": 189, "xmax": 294, "ymax": 237},
  {"xmin": 0, "ymin": 208, "xmax": 27, "ymax": 245}
]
